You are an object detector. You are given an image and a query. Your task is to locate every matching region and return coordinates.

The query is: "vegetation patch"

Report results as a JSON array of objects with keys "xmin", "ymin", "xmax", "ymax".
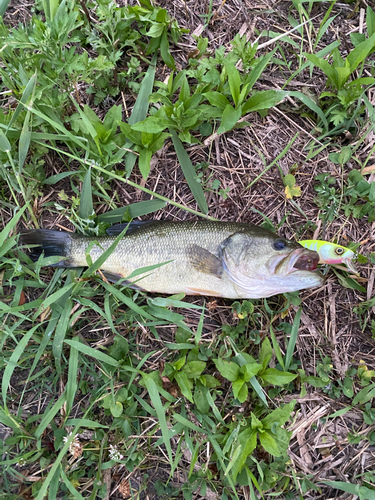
[{"xmin": 0, "ymin": 1, "xmax": 375, "ymax": 499}]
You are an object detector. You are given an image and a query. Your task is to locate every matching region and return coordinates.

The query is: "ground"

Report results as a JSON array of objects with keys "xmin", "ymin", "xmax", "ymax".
[{"xmin": 0, "ymin": 0, "xmax": 375, "ymax": 499}]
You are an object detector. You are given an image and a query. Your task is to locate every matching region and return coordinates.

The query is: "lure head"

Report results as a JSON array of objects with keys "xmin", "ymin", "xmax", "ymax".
[{"xmin": 299, "ymin": 240, "xmax": 357, "ymax": 273}]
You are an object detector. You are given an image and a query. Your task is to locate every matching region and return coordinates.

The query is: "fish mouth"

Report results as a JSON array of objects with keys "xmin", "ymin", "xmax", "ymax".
[{"xmin": 272, "ymin": 248, "xmax": 320, "ymax": 275}]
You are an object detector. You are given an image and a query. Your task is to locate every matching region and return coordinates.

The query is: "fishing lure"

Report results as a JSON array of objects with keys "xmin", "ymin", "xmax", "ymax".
[{"xmin": 299, "ymin": 240, "xmax": 357, "ymax": 273}]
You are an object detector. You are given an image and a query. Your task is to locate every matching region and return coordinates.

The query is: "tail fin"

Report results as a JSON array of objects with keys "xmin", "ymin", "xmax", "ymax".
[{"xmin": 19, "ymin": 229, "xmax": 74, "ymax": 267}]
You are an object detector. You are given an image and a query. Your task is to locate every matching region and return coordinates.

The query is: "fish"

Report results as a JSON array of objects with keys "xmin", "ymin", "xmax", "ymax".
[
  {"xmin": 298, "ymin": 240, "xmax": 357, "ymax": 273},
  {"xmin": 19, "ymin": 220, "xmax": 324, "ymax": 299}
]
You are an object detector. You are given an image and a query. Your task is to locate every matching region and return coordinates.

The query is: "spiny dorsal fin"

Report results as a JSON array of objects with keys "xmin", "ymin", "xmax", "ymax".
[
  {"xmin": 189, "ymin": 244, "xmax": 223, "ymax": 278},
  {"xmin": 106, "ymin": 220, "xmax": 160, "ymax": 236}
]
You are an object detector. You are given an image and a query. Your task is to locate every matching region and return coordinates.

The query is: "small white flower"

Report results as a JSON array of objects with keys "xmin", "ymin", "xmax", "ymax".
[
  {"xmin": 63, "ymin": 432, "xmax": 82, "ymax": 458},
  {"xmin": 109, "ymin": 444, "xmax": 123, "ymax": 461}
]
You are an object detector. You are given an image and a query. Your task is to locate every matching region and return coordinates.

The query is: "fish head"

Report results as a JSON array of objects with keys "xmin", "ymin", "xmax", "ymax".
[
  {"xmin": 220, "ymin": 228, "xmax": 324, "ymax": 298},
  {"xmin": 318, "ymin": 243, "xmax": 357, "ymax": 272}
]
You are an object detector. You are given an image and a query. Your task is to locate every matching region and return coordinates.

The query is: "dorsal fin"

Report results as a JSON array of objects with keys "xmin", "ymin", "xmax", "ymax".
[{"xmin": 106, "ymin": 220, "xmax": 160, "ymax": 236}]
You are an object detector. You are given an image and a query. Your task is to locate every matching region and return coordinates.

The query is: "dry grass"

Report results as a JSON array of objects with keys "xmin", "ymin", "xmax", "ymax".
[{"xmin": 1, "ymin": 0, "xmax": 375, "ymax": 499}]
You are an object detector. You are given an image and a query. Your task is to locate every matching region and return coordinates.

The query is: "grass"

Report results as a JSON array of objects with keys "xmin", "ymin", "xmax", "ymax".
[{"xmin": 1, "ymin": 0, "xmax": 375, "ymax": 499}]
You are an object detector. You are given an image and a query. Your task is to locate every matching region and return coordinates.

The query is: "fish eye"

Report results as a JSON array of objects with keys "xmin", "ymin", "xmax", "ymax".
[
  {"xmin": 335, "ymin": 247, "xmax": 344, "ymax": 255},
  {"xmin": 273, "ymin": 239, "xmax": 287, "ymax": 251}
]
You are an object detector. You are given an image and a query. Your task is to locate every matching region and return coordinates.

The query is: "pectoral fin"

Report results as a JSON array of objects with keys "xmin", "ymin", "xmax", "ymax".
[{"xmin": 189, "ymin": 245, "xmax": 223, "ymax": 278}]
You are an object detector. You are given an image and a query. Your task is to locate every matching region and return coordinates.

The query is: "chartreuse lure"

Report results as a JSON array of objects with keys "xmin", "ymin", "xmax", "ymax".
[{"xmin": 298, "ymin": 240, "xmax": 357, "ymax": 273}]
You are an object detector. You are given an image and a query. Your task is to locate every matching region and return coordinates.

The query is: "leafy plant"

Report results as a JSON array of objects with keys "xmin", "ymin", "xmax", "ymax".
[{"xmin": 304, "ymin": 8, "xmax": 375, "ymax": 136}]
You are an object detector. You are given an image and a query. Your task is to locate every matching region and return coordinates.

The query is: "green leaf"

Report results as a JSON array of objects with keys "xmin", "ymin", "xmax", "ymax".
[
  {"xmin": 259, "ymin": 431, "xmax": 281, "ymax": 457},
  {"xmin": 346, "ymin": 32, "xmax": 375, "ymax": 72},
  {"xmin": 183, "ymin": 360, "xmax": 206, "ymax": 379},
  {"xmin": 19, "ymin": 108, "xmax": 31, "ymax": 174},
  {"xmin": 125, "ymin": 54, "xmax": 157, "ymax": 174},
  {"xmin": 138, "ymin": 148, "xmax": 153, "ymax": 179},
  {"xmin": 143, "ymin": 375, "xmax": 173, "ymax": 465},
  {"xmin": 7, "ymin": 72, "xmax": 37, "ymax": 131},
  {"xmin": 160, "ymin": 29, "xmax": 175, "ymax": 69},
  {"xmin": 53, "ymin": 298, "xmax": 73, "ymax": 375},
  {"xmin": 0, "ymin": 129, "xmax": 11, "ymax": 152},
  {"xmin": 225, "ymin": 62, "xmax": 241, "ymax": 107},
  {"xmin": 203, "ymin": 92, "xmax": 230, "ymax": 110},
  {"xmin": 261, "ymin": 368, "xmax": 297, "ymax": 386},
  {"xmin": 2, "ymin": 324, "xmax": 39, "ymax": 406},
  {"xmin": 131, "ymin": 115, "xmax": 170, "ymax": 134},
  {"xmin": 97, "ymin": 199, "xmax": 167, "ymax": 223},
  {"xmin": 0, "ymin": 204, "xmax": 27, "ymax": 248},
  {"xmin": 146, "ymin": 22, "xmax": 165, "ymax": 38},
  {"xmin": 175, "ymin": 371, "xmax": 193, "ymax": 402},
  {"xmin": 304, "ymin": 53, "xmax": 337, "ymax": 85},
  {"xmin": 217, "ymin": 105, "xmax": 241, "ymax": 135},
  {"xmin": 288, "ymin": 91, "xmax": 329, "ymax": 130},
  {"xmin": 259, "ymin": 337, "xmax": 273, "ymax": 369},
  {"xmin": 242, "ymin": 90, "xmax": 288, "ymax": 114},
  {"xmin": 170, "ymin": 130, "xmax": 208, "ymax": 214},
  {"xmin": 110, "ymin": 401, "xmax": 123, "ymax": 417},
  {"xmin": 66, "ymin": 341, "xmax": 79, "ymax": 417},
  {"xmin": 245, "ymin": 48, "xmax": 277, "ymax": 90},
  {"xmin": 234, "ymin": 428, "xmax": 257, "ymax": 478},
  {"xmin": 241, "ymin": 363, "xmax": 262, "ymax": 382},
  {"xmin": 65, "ymin": 419, "xmax": 108, "ymax": 428},
  {"xmin": 367, "ymin": 6, "xmax": 375, "ymax": 37},
  {"xmin": 285, "ymin": 307, "xmax": 301, "ymax": 371},
  {"xmin": 214, "ymin": 358, "xmax": 240, "ymax": 382},
  {"xmin": 64, "ymin": 339, "xmax": 120, "ymax": 367},
  {"xmin": 232, "ymin": 378, "xmax": 246, "ymax": 401},
  {"xmin": 0, "ymin": 0, "xmax": 12, "ymax": 16},
  {"xmin": 129, "ymin": 55, "xmax": 157, "ymax": 126},
  {"xmin": 79, "ymin": 167, "xmax": 93, "ymax": 220},
  {"xmin": 262, "ymin": 400, "xmax": 296, "ymax": 429}
]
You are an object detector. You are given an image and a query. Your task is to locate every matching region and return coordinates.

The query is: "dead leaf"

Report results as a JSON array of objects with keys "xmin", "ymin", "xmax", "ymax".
[{"xmin": 285, "ymin": 184, "xmax": 301, "ymax": 199}]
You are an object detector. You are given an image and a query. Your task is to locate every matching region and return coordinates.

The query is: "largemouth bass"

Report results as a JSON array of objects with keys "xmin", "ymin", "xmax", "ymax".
[{"xmin": 20, "ymin": 220, "xmax": 323, "ymax": 299}]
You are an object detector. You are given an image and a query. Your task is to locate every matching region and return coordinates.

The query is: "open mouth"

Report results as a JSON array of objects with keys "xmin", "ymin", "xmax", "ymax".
[
  {"xmin": 270, "ymin": 248, "xmax": 320, "ymax": 276},
  {"xmin": 285, "ymin": 248, "xmax": 319, "ymax": 273},
  {"xmin": 293, "ymin": 250, "xmax": 319, "ymax": 271}
]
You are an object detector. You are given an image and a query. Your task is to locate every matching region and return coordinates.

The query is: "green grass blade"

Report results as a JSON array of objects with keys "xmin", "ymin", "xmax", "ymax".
[
  {"xmin": 35, "ymin": 429, "xmax": 78, "ymax": 500},
  {"xmin": 48, "ymin": 468, "xmax": 61, "ymax": 500},
  {"xmin": 65, "ymin": 418, "xmax": 109, "ymax": 428},
  {"xmin": 0, "ymin": 0, "xmax": 11, "ymax": 16},
  {"xmin": 79, "ymin": 167, "xmax": 93, "ymax": 220},
  {"xmin": 18, "ymin": 107, "xmax": 31, "ymax": 174},
  {"xmin": 129, "ymin": 55, "xmax": 157, "ymax": 125},
  {"xmin": 34, "ymin": 392, "xmax": 66, "ymax": 439},
  {"xmin": 81, "ymin": 226, "xmax": 128, "ymax": 278},
  {"xmin": 97, "ymin": 199, "xmax": 166, "ymax": 223},
  {"xmin": 246, "ymin": 48, "xmax": 277, "ymax": 90},
  {"xmin": 143, "ymin": 374, "xmax": 173, "ymax": 467},
  {"xmin": 284, "ymin": 307, "xmax": 301, "ymax": 372},
  {"xmin": 0, "ymin": 204, "xmax": 27, "ymax": 247},
  {"xmin": 33, "ymin": 282, "xmax": 75, "ymax": 319},
  {"xmin": 125, "ymin": 54, "xmax": 157, "ymax": 174},
  {"xmin": 289, "ymin": 90, "xmax": 329, "ymax": 130},
  {"xmin": 170, "ymin": 130, "xmax": 208, "ymax": 214},
  {"xmin": 2, "ymin": 324, "xmax": 39, "ymax": 406},
  {"xmin": 66, "ymin": 340, "xmax": 78, "ymax": 416},
  {"xmin": 60, "ymin": 467, "xmax": 85, "ymax": 500},
  {"xmin": 53, "ymin": 298, "xmax": 73, "ymax": 375},
  {"xmin": 101, "ymin": 281, "xmax": 155, "ymax": 321},
  {"xmin": 7, "ymin": 73, "xmax": 37, "ymax": 131},
  {"xmin": 64, "ymin": 339, "xmax": 120, "ymax": 367}
]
